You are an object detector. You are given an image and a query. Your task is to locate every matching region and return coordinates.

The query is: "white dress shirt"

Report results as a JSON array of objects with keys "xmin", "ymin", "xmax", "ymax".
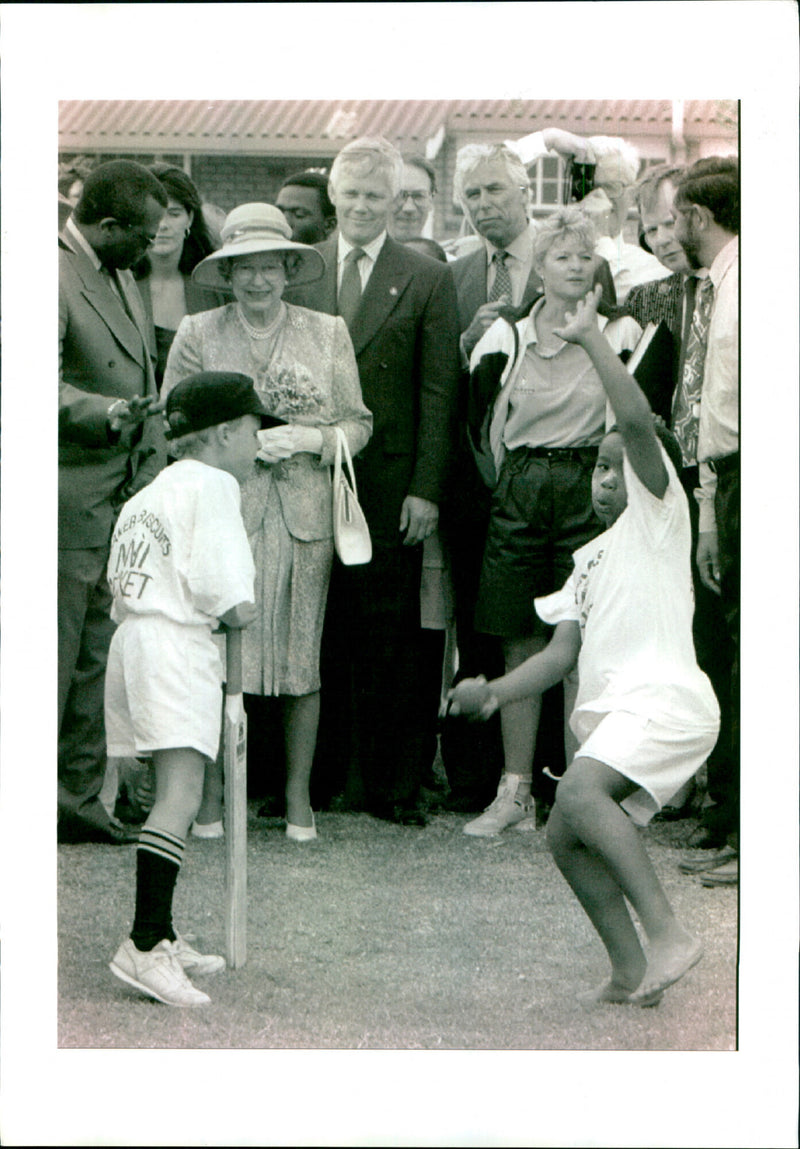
[
  {"xmin": 695, "ymin": 236, "xmax": 739, "ymax": 533},
  {"xmin": 595, "ymin": 235, "xmax": 670, "ymax": 305},
  {"xmin": 484, "ymin": 219, "xmax": 538, "ymax": 308},
  {"xmin": 337, "ymin": 231, "xmax": 387, "ymax": 293}
]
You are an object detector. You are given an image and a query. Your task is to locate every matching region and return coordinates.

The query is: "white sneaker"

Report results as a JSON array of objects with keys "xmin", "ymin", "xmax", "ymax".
[
  {"xmin": 463, "ymin": 776, "xmax": 535, "ymax": 837},
  {"xmin": 173, "ymin": 934, "xmax": 226, "ymax": 976},
  {"xmin": 191, "ymin": 820, "xmax": 224, "ymax": 839},
  {"xmin": 110, "ymin": 938, "xmax": 211, "ymax": 1006},
  {"xmin": 286, "ymin": 812, "xmax": 317, "ymax": 841}
]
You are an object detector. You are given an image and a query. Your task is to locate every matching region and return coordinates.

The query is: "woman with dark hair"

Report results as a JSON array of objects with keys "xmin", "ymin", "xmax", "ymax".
[{"xmin": 133, "ymin": 164, "xmax": 227, "ymax": 388}]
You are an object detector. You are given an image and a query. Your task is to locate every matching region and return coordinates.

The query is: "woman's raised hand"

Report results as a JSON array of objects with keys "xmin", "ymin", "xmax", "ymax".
[{"xmin": 552, "ymin": 283, "xmax": 603, "ymax": 346}]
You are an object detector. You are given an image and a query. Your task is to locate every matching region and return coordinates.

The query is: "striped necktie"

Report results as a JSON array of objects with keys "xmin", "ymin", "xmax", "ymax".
[
  {"xmin": 338, "ymin": 247, "xmax": 366, "ymax": 330},
  {"xmin": 488, "ymin": 249, "xmax": 512, "ymax": 303},
  {"xmin": 672, "ymin": 276, "xmax": 714, "ymax": 466}
]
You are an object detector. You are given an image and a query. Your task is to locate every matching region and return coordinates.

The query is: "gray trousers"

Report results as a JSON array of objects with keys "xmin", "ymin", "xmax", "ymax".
[{"xmin": 58, "ymin": 546, "xmax": 115, "ymax": 822}]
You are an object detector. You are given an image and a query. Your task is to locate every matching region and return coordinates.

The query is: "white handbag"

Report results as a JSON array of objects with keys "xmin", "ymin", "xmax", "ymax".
[{"xmin": 332, "ymin": 427, "xmax": 372, "ymax": 565}]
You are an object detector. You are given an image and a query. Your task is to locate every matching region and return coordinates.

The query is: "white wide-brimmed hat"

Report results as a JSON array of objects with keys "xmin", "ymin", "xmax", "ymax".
[{"xmin": 192, "ymin": 202, "xmax": 326, "ymax": 289}]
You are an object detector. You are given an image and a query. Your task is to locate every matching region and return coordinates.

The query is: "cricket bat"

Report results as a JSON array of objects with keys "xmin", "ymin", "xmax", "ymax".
[{"xmin": 224, "ymin": 626, "xmax": 248, "ymax": 968}]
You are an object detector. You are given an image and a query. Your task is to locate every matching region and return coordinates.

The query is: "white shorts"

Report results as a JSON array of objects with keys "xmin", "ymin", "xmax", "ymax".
[
  {"xmin": 105, "ymin": 616, "xmax": 223, "ymax": 761},
  {"xmin": 575, "ymin": 709, "xmax": 719, "ymax": 826}
]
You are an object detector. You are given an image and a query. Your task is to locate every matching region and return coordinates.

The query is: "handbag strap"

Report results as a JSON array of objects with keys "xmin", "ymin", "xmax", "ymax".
[{"xmin": 333, "ymin": 426, "xmax": 359, "ymax": 497}]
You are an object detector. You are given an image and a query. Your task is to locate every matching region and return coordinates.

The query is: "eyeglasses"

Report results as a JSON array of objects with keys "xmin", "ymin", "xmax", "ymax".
[
  {"xmin": 397, "ymin": 190, "xmax": 433, "ymax": 205},
  {"xmin": 231, "ymin": 262, "xmax": 285, "ymax": 280}
]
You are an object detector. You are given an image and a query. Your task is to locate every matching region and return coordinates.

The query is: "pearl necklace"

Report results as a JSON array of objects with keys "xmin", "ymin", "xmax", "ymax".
[{"xmin": 236, "ymin": 302, "xmax": 285, "ymax": 340}]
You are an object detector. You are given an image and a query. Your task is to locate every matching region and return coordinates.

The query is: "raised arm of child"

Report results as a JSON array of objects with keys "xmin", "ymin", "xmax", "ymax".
[
  {"xmin": 449, "ymin": 620, "xmax": 581, "ymax": 719},
  {"xmin": 553, "ymin": 284, "xmax": 668, "ymax": 501}
]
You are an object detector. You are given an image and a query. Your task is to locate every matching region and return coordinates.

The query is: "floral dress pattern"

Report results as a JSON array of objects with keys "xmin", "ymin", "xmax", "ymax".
[{"xmin": 163, "ymin": 301, "xmax": 372, "ymax": 695}]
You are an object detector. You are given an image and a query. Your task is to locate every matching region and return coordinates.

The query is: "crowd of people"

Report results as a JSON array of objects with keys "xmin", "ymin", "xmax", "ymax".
[{"xmin": 58, "ymin": 130, "xmax": 739, "ymax": 1009}]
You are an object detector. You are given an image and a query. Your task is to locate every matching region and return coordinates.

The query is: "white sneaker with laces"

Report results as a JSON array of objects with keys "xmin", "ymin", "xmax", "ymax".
[
  {"xmin": 463, "ymin": 775, "xmax": 535, "ymax": 837},
  {"xmin": 172, "ymin": 934, "xmax": 226, "ymax": 975},
  {"xmin": 110, "ymin": 938, "xmax": 211, "ymax": 1006}
]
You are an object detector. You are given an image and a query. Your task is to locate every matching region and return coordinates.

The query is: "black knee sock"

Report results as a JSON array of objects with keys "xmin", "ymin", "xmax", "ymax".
[{"xmin": 130, "ymin": 827, "xmax": 185, "ymax": 952}]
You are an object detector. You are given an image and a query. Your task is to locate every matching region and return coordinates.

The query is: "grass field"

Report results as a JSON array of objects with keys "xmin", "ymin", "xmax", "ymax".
[{"xmin": 58, "ymin": 805, "xmax": 737, "ymax": 1052}]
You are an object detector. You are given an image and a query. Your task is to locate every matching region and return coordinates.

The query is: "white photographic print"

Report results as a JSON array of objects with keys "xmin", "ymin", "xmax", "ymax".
[{"xmin": 2, "ymin": 4, "xmax": 798, "ymax": 1148}]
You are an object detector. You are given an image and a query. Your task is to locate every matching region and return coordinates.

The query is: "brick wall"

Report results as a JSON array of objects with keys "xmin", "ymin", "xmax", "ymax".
[
  {"xmin": 190, "ymin": 154, "xmax": 333, "ymax": 213},
  {"xmin": 58, "ymin": 150, "xmax": 335, "ymax": 216}
]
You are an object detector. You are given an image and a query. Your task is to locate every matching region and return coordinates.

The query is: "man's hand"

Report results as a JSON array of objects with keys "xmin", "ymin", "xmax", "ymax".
[
  {"xmin": 108, "ymin": 394, "xmax": 160, "ymax": 433},
  {"xmin": 399, "ymin": 496, "xmax": 438, "ymax": 546},
  {"xmin": 118, "ymin": 757, "xmax": 155, "ymax": 814},
  {"xmin": 462, "ymin": 297, "xmax": 514, "ymax": 358},
  {"xmin": 447, "ymin": 675, "xmax": 497, "ymax": 720},
  {"xmin": 541, "ymin": 128, "xmax": 593, "ymax": 162},
  {"xmin": 218, "ymin": 601, "xmax": 258, "ymax": 629},
  {"xmin": 696, "ymin": 530, "xmax": 721, "ymax": 595},
  {"xmin": 552, "ymin": 284, "xmax": 602, "ymax": 346},
  {"xmin": 256, "ymin": 424, "xmax": 323, "ymax": 464}
]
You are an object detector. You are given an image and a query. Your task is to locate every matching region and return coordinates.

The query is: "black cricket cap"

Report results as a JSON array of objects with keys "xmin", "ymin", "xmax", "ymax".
[{"xmin": 164, "ymin": 371, "xmax": 283, "ymax": 440}]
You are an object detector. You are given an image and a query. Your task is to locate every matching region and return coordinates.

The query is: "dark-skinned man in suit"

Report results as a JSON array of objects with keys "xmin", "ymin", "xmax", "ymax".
[{"xmin": 59, "ymin": 160, "xmax": 168, "ymax": 843}]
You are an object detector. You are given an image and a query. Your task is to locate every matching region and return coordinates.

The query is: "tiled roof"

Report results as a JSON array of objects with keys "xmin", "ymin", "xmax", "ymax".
[{"xmin": 59, "ymin": 99, "xmax": 737, "ymax": 154}]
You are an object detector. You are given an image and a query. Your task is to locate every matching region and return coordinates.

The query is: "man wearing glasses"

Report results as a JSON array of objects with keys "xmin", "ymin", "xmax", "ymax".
[
  {"xmin": 59, "ymin": 160, "xmax": 168, "ymax": 843},
  {"xmin": 389, "ymin": 155, "xmax": 437, "ymax": 242}
]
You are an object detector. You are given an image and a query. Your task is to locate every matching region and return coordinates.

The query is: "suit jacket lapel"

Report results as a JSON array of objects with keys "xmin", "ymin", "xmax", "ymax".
[
  {"xmin": 62, "ymin": 233, "xmax": 149, "ymax": 369},
  {"xmin": 306, "ymin": 236, "xmax": 338, "ymax": 316},
  {"xmin": 457, "ymin": 249, "xmax": 489, "ymax": 330},
  {"xmin": 118, "ymin": 271, "xmax": 159, "ymax": 394},
  {"xmin": 348, "ymin": 238, "xmax": 412, "ymax": 356}
]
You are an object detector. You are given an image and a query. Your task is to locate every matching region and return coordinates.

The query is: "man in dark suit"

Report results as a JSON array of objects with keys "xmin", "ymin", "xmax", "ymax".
[
  {"xmin": 59, "ymin": 160, "xmax": 168, "ymax": 843},
  {"xmin": 286, "ymin": 137, "xmax": 460, "ymax": 825}
]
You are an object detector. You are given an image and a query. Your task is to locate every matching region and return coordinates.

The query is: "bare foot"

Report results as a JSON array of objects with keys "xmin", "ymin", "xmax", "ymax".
[
  {"xmin": 577, "ymin": 980, "xmax": 662, "ymax": 1008},
  {"xmin": 629, "ymin": 935, "xmax": 703, "ymax": 1003}
]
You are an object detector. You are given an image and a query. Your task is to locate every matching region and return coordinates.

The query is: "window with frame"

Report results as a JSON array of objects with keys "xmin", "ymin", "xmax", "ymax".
[{"xmin": 530, "ymin": 154, "xmax": 565, "ymax": 207}]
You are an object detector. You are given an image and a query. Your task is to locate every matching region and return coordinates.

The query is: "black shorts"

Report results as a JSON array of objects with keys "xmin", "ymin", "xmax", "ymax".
[{"xmin": 475, "ymin": 446, "xmax": 601, "ymax": 639}]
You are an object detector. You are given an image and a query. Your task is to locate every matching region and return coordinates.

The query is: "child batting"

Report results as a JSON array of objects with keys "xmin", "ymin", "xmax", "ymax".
[
  {"xmin": 106, "ymin": 371, "xmax": 271, "ymax": 1006},
  {"xmin": 449, "ymin": 284, "xmax": 720, "ymax": 1006}
]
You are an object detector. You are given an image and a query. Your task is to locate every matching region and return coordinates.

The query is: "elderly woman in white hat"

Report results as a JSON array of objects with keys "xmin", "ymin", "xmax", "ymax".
[{"xmin": 163, "ymin": 204, "xmax": 372, "ymax": 841}]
